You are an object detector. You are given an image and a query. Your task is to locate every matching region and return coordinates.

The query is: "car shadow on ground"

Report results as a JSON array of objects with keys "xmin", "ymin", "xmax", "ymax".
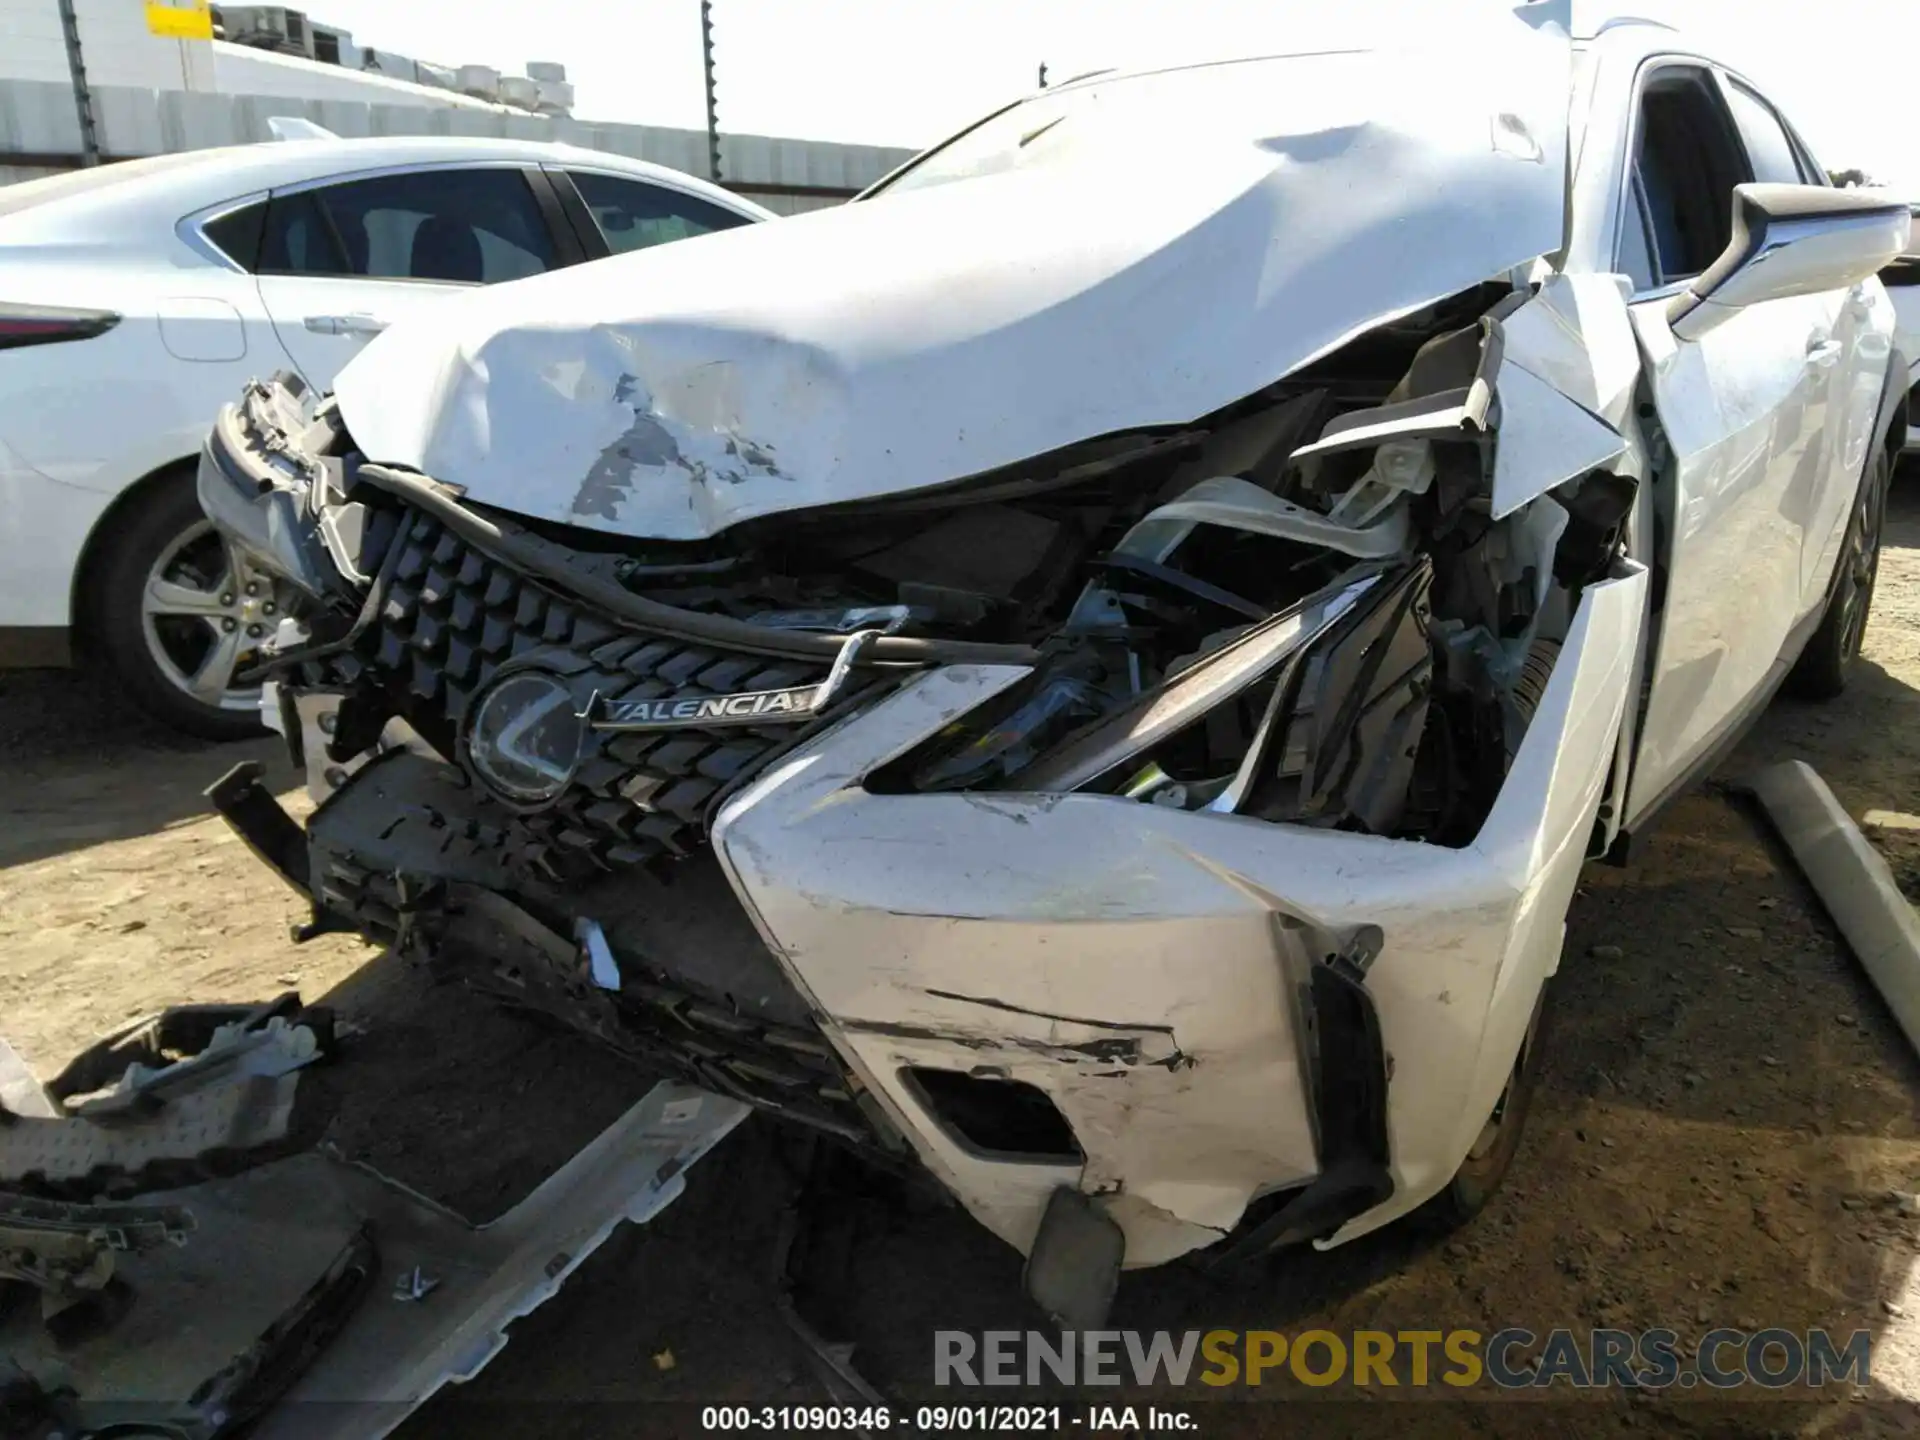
[{"xmin": 0, "ymin": 666, "xmax": 283, "ymax": 868}]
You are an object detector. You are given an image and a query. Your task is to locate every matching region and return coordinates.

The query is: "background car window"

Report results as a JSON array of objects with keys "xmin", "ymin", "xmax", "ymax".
[
  {"xmin": 1627, "ymin": 72, "xmax": 1747, "ymax": 286},
  {"xmin": 259, "ymin": 168, "xmax": 556, "ymax": 283},
  {"xmin": 259, "ymin": 191, "xmax": 340, "ymax": 273},
  {"xmin": 1724, "ymin": 81, "xmax": 1801, "ymax": 185},
  {"xmin": 567, "ymin": 172, "xmax": 751, "ymax": 255},
  {"xmin": 202, "ymin": 200, "xmax": 266, "ymax": 269}
]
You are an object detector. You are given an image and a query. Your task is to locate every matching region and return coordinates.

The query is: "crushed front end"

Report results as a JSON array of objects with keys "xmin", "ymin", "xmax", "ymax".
[{"xmin": 200, "ymin": 276, "xmax": 1649, "ymax": 1289}]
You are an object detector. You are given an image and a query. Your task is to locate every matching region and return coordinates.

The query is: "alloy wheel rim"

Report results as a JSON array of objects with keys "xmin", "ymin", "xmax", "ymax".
[
  {"xmin": 1838, "ymin": 467, "xmax": 1885, "ymax": 659},
  {"xmin": 139, "ymin": 520, "xmax": 289, "ymax": 714}
]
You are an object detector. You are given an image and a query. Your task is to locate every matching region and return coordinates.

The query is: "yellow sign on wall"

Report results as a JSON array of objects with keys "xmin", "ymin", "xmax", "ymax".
[{"xmin": 146, "ymin": 2, "xmax": 215, "ymax": 41}]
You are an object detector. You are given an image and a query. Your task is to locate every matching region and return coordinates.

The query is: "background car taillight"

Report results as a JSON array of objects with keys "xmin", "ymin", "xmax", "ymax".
[{"xmin": 0, "ymin": 301, "xmax": 121, "ymax": 350}]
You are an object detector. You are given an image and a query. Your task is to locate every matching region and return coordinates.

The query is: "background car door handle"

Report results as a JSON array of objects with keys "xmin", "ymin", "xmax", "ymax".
[{"xmin": 303, "ymin": 313, "xmax": 388, "ymax": 337}]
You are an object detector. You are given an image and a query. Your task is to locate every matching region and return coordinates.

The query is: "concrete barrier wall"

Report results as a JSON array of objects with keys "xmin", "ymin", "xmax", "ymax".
[
  {"xmin": 0, "ymin": 76, "xmax": 916, "ymax": 210},
  {"xmin": 0, "ymin": 164, "xmax": 68, "ymax": 186}
]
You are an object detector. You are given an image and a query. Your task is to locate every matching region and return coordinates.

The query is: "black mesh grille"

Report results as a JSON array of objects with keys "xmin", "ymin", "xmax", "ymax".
[
  {"xmin": 313, "ymin": 852, "xmax": 878, "ymax": 1146},
  {"xmin": 336, "ymin": 509, "xmax": 829, "ymax": 870}
]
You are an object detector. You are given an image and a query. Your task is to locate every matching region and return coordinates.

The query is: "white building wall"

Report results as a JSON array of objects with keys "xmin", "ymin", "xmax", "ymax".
[
  {"xmin": 0, "ymin": 0, "xmax": 71, "ymax": 84},
  {"xmin": 0, "ymin": 2, "xmax": 915, "ymax": 198},
  {"xmin": 1, "ymin": 0, "xmax": 212, "ymax": 90}
]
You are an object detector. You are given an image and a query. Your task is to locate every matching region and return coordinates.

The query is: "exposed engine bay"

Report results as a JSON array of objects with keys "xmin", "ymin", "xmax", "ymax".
[
  {"xmin": 201, "ymin": 269, "xmax": 1648, "ymax": 1289},
  {"xmin": 217, "ymin": 280, "xmax": 1631, "ymax": 864}
]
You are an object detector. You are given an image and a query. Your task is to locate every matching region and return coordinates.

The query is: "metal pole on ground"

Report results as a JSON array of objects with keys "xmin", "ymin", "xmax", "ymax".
[{"xmin": 1749, "ymin": 760, "xmax": 1920, "ymax": 1061}]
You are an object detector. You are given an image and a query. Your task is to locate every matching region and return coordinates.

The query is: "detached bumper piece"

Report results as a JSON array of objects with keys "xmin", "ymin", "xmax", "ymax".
[
  {"xmin": 2, "ymin": 1011, "xmax": 748, "ymax": 1440},
  {"xmin": 0, "ymin": 995, "xmax": 331, "ymax": 1195},
  {"xmin": 204, "ymin": 761, "xmax": 312, "ymax": 898}
]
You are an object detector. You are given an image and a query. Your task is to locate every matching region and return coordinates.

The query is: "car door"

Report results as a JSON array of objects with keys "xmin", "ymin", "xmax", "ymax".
[
  {"xmin": 242, "ymin": 163, "xmax": 578, "ymax": 389},
  {"xmin": 1619, "ymin": 62, "xmax": 1852, "ymax": 828},
  {"xmin": 1721, "ymin": 77, "xmax": 1891, "ymax": 608}
]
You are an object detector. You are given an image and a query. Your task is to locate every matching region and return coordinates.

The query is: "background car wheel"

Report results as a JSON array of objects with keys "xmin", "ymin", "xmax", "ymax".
[
  {"xmin": 1788, "ymin": 445, "xmax": 1890, "ymax": 702},
  {"xmin": 89, "ymin": 469, "xmax": 295, "ymax": 740},
  {"xmin": 1417, "ymin": 983, "xmax": 1551, "ymax": 1233}
]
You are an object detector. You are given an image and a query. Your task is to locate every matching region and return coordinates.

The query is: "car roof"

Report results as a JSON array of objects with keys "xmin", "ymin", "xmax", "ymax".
[{"xmin": 0, "ymin": 134, "xmax": 769, "ymax": 242}]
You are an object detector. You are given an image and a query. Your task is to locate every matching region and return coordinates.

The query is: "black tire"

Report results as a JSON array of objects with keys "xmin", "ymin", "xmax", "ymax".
[
  {"xmin": 1788, "ymin": 444, "xmax": 1890, "ymax": 701},
  {"xmin": 1417, "ymin": 982, "xmax": 1551, "ymax": 1232},
  {"xmin": 88, "ymin": 469, "xmax": 270, "ymax": 741}
]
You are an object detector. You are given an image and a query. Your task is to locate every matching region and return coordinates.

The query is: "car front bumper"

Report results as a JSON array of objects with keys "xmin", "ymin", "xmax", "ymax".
[
  {"xmin": 709, "ymin": 563, "xmax": 1643, "ymax": 1264},
  {"xmin": 200, "ymin": 376, "xmax": 1649, "ymax": 1272}
]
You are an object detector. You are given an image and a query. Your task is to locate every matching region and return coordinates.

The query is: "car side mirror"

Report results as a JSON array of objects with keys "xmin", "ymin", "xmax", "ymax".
[{"xmin": 1667, "ymin": 182, "xmax": 1912, "ymax": 340}]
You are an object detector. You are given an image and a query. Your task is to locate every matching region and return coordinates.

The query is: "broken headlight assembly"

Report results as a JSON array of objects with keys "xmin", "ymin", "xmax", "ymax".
[
  {"xmin": 871, "ymin": 560, "xmax": 1460, "ymax": 842},
  {"xmin": 901, "ymin": 663, "xmax": 1113, "ymax": 792},
  {"xmin": 197, "ymin": 378, "xmax": 384, "ymax": 607}
]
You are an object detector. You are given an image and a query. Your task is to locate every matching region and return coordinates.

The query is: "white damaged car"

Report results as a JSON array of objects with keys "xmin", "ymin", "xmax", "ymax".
[{"xmin": 198, "ymin": 12, "xmax": 1910, "ymax": 1319}]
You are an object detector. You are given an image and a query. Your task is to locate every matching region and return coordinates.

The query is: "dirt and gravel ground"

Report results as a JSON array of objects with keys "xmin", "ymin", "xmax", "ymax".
[{"xmin": 5, "ymin": 480, "xmax": 1920, "ymax": 1438}]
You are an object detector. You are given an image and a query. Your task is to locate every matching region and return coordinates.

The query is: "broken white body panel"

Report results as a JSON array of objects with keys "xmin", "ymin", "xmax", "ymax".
[
  {"xmin": 333, "ymin": 29, "xmax": 1571, "ymax": 541},
  {"xmin": 0, "ymin": 1068, "xmax": 747, "ymax": 1438}
]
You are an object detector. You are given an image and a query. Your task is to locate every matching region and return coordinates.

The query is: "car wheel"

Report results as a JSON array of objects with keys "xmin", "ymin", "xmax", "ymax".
[
  {"xmin": 89, "ymin": 469, "xmax": 297, "ymax": 740},
  {"xmin": 1788, "ymin": 444, "xmax": 1890, "ymax": 701},
  {"xmin": 1417, "ymin": 983, "xmax": 1550, "ymax": 1232}
]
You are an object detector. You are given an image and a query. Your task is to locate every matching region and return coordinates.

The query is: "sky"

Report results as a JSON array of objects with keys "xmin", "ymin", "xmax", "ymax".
[{"xmin": 306, "ymin": 0, "xmax": 1920, "ymax": 188}]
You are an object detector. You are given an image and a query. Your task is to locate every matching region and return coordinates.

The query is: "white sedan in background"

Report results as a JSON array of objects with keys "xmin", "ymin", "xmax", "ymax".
[{"xmin": 0, "ymin": 135, "xmax": 770, "ymax": 735}]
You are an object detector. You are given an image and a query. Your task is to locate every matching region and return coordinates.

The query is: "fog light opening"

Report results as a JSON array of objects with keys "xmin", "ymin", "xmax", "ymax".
[{"xmin": 902, "ymin": 1067, "xmax": 1083, "ymax": 1163}]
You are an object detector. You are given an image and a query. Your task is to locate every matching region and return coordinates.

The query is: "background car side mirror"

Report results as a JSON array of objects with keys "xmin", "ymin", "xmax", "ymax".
[{"xmin": 1668, "ymin": 183, "xmax": 1912, "ymax": 340}]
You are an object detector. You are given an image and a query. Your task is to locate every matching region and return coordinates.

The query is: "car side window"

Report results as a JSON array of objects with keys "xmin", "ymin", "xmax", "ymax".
[
  {"xmin": 258, "ymin": 168, "xmax": 557, "ymax": 284},
  {"xmin": 1621, "ymin": 68, "xmax": 1749, "ymax": 290},
  {"xmin": 1618, "ymin": 173, "xmax": 1659, "ymax": 293},
  {"xmin": 203, "ymin": 201, "xmax": 267, "ymax": 269},
  {"xmin": 567, "ymin": 171, "xmax": 751, "ymax": 256},
  {"xmin": 1785, "ymin": 125, "xmax": 1829, "ymax": 187},
  {"xmin": 1724, "ymin": 80, "xmax": 1801, "ymax": 186}
]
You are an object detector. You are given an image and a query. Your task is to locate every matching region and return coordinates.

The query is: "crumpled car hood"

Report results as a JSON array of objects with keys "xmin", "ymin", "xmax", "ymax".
[{"xmin": 334, "ymin": 30, "xmax": 1570, "ymax": 542}]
